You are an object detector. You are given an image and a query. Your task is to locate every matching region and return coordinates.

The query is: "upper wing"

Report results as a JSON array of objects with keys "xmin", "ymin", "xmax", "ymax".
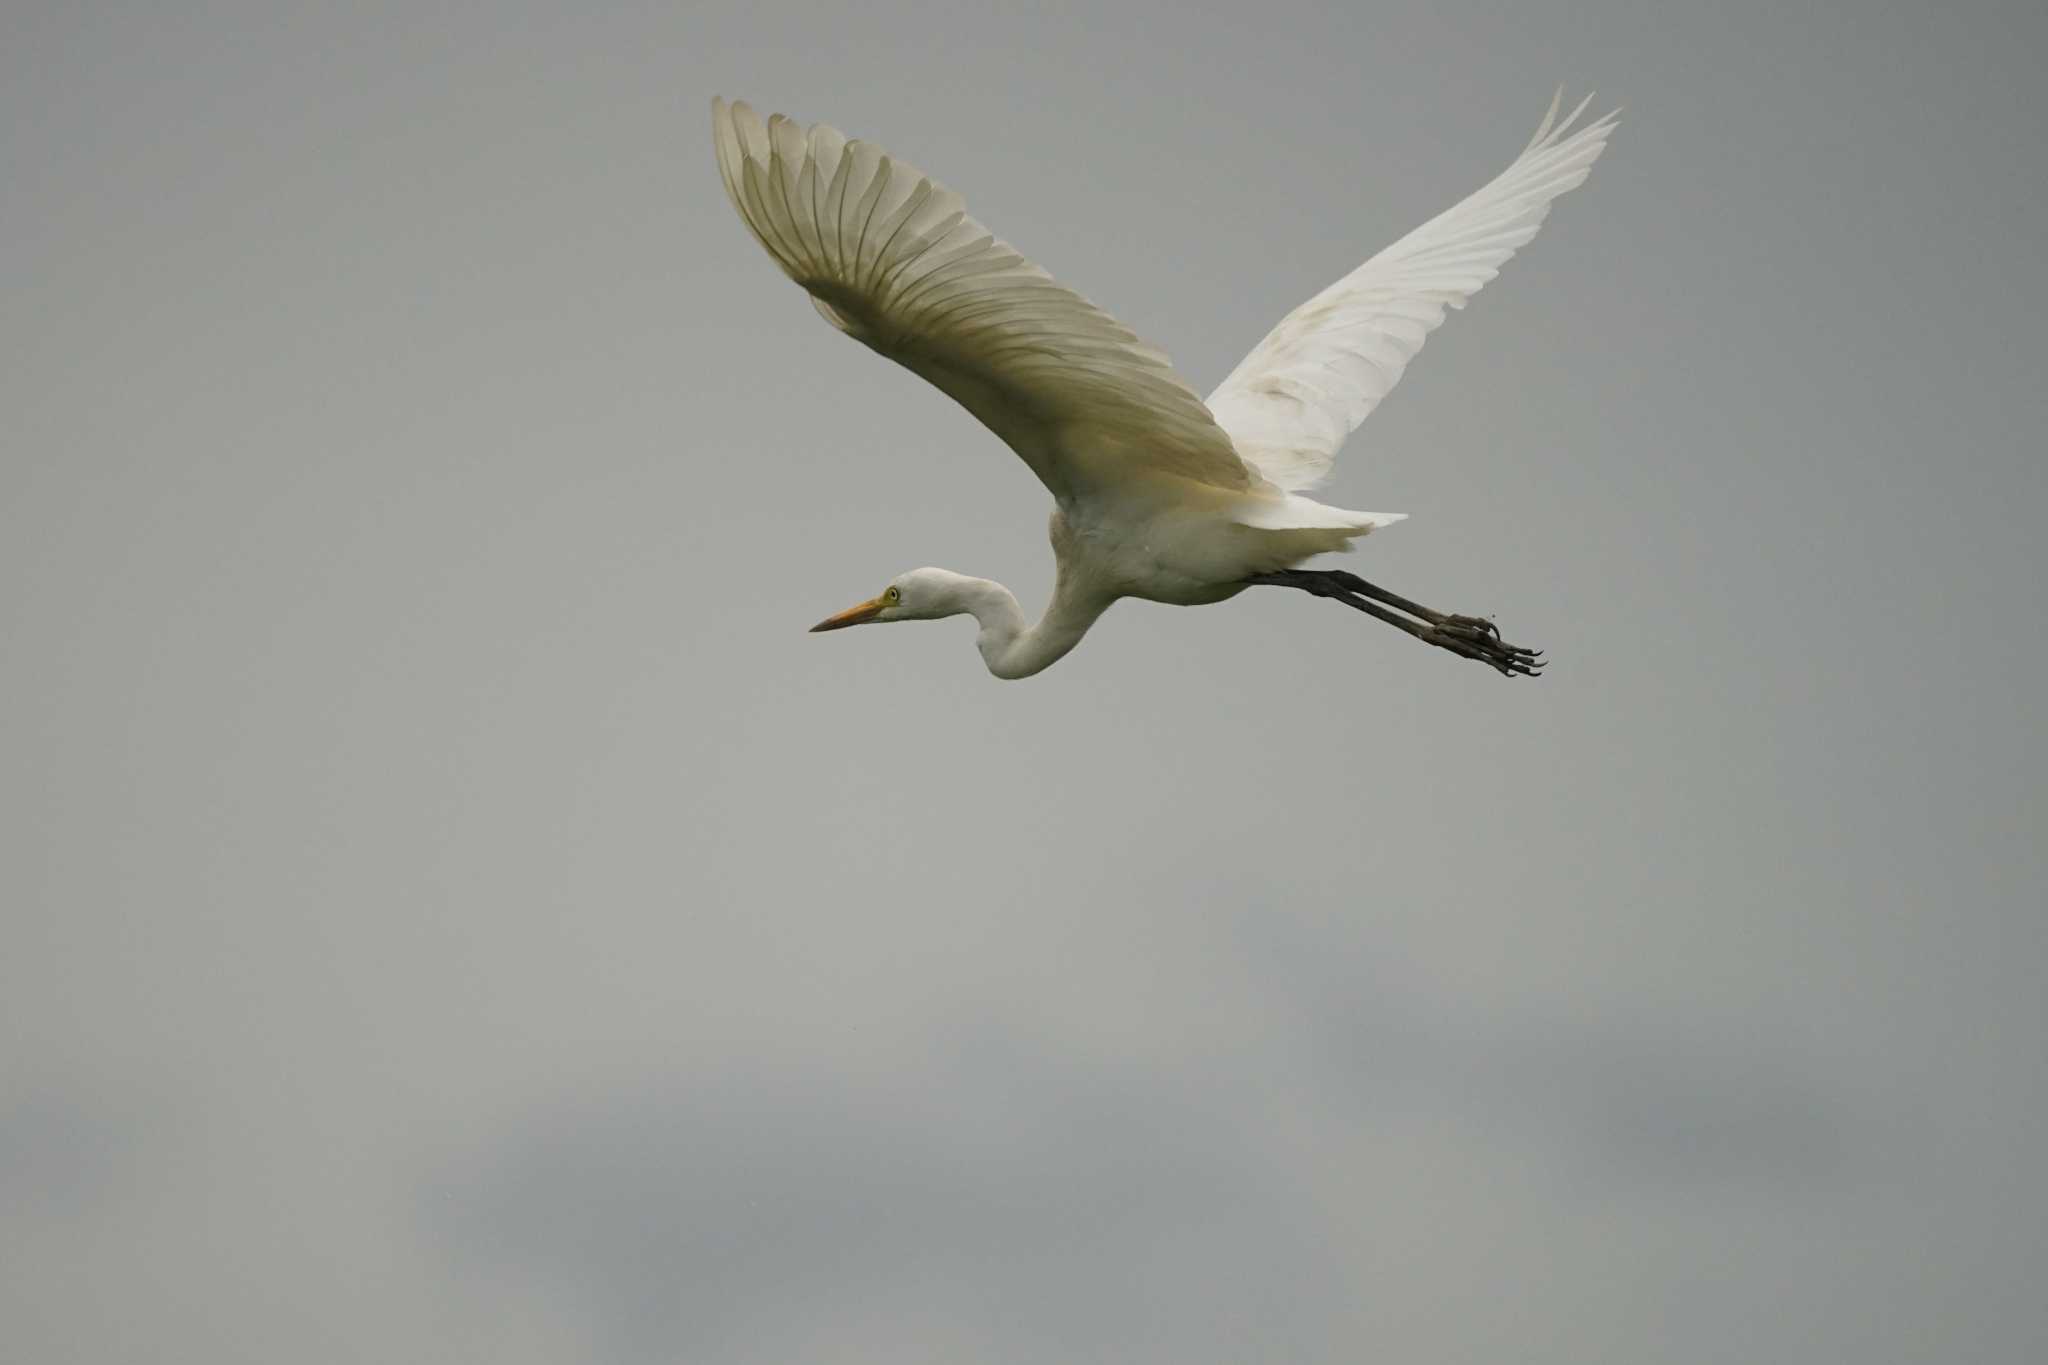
[
  {"xmin": 1206, "ymin": 92, "xmax": 1620, "ymax": 492},
  {"xmin": 711, "ymin": 98, "xmax": 1261, "ymax": 501}
]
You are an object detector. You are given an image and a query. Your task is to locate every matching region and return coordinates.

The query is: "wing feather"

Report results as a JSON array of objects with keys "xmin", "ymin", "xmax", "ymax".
[
  {"xmin": 711, "ymin": 99, "xmax": 1259, "ymax": 500},
  {"xmin": 1207, "ymin": 91, "xmax": 1620, "ymax": 491}
]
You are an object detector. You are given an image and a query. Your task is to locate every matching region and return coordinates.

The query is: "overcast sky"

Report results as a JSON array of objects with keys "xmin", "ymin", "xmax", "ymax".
[{"xmin": 5, "ymin": 1, "xmax": 2045, "ymax": 1361}]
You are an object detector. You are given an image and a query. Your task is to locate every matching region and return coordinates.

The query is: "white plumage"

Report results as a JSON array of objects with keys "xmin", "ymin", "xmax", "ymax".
[
  {"xmin": 711, "ymin": 93, "xmax": 1617, "ymax": 679},
  {"xmin": 1208, "ymin": 91, "xmax": 1620, "ymax": 492}
]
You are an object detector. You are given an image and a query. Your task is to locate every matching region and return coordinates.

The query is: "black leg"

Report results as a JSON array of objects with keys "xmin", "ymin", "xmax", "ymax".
[{"xmin": 1246, "ymin": 570, "xmax": 1544, "ymax": 677}]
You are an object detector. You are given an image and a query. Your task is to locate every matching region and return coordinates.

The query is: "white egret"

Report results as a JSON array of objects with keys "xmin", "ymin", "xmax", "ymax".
[{"xmin": 710, "ymin": 92, "xmax": 1617, "ymax": 679}]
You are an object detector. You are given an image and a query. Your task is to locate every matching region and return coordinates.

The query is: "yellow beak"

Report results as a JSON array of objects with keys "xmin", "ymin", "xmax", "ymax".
[{"xmin": 808, "ymin": 594, "xmax": 889, "ymax": 633}]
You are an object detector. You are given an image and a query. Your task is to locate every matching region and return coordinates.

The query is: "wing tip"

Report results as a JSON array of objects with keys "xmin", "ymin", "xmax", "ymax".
[{"xmin": 1526, "ymin": 87, "xmax": 1623, "ymax": 156}]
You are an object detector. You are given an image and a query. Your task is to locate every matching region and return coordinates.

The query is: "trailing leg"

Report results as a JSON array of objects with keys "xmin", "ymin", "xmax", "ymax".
[{"xmin": 1246, "ymin": 569, "xmax": 1544, "ymax": 677}]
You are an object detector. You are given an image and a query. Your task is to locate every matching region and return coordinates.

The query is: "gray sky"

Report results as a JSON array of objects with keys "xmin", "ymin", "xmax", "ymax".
[{"xmin": 5, "ymin": 1, "xmax": 2044, "ymax": 1361}]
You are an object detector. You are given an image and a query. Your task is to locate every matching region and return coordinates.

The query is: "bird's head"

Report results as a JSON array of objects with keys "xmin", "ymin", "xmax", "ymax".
[{"xmin": 808, "ymin": 567, "xmax": 976, "ymax": 633}]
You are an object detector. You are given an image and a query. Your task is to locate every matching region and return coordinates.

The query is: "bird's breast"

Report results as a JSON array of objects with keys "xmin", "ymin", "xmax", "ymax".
[{"xmin": 1050, "ymin": 496, "xmax": 1255, "ymax": 607}]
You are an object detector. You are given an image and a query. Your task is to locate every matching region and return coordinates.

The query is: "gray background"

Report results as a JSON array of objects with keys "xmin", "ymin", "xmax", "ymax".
[{"xmin": 5, "ymin": 1, "xmax": 2044, "ymax": 1361}]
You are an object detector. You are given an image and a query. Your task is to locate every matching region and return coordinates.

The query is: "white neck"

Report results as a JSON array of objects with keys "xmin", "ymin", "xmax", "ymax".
[{"xmin": 945, "ymin": 574, "xmax": 1109, "ymax": 680}]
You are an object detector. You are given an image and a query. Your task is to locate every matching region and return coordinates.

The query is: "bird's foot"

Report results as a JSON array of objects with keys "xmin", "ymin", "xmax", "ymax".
[{"xmin": 1422, "ymin": 615, "xmax": 1545, "ymax": 677}]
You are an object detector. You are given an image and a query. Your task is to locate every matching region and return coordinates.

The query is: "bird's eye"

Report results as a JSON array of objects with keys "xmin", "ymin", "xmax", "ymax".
[{"xmin": 885, "ymin": 586, "xmax": 901, "ymax": 604}]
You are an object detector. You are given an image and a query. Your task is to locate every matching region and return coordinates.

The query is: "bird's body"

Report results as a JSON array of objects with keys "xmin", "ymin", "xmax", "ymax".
[
  {"xmin": 1049, "ymin": 486, "xmax": 1324, "ymax": 609},
  {"xmin": 711, "ymin": 93, "xmax": 1618, "ymax": 678}
]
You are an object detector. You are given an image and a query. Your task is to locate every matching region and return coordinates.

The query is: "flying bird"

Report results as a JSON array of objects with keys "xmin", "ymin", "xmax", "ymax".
[{"xmin": 710, "ymin": 92, "xmax": 1617, "ymax": 680}]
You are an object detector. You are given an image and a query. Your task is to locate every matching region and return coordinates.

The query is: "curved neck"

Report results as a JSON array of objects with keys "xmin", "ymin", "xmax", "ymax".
[{"xmin": 951, "ymin": 575, "xmax": 1108, "ymax": 680}]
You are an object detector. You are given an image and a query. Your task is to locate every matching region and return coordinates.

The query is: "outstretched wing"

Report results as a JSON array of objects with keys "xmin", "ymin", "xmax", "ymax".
[
  {"xmin": 1206, "ymin": 92, "xmax": 1620, "ymax": 492},
  {"xmin": 711, "ymin": 98, "xmax": 1261, "ymax": 501}
]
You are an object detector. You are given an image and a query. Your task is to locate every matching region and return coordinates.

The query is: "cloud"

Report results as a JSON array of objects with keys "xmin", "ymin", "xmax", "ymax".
[
  {"xmin": 0, "ymin": 1084, "xmax": 143, "ymax": 1219},
  {"xmin": 428, "ymin": 1035, "xmax": 1342, "ymax": 1365},
  {"xmin": 426, "ymin": 908, "xmax": 1878, "ymax": 1365},
  {"xmin": 1238, "ymin": 913, "xmax": 1867, "ymax": 1199}
]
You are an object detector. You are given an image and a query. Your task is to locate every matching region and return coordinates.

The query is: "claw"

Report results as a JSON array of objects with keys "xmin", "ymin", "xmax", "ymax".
[{"xmin": 1422, "ymin": 618, "xmax": 1546, "ymax": 678}]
